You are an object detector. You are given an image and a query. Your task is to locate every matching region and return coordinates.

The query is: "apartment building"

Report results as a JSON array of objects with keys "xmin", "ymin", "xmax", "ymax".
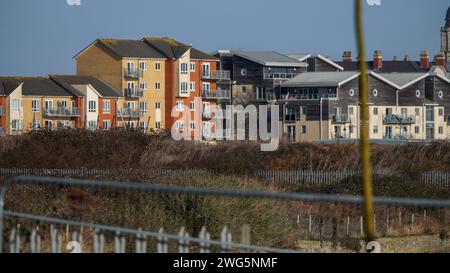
[
  {"xmin": 0, "ymin": 78, "xmax": 23, "ymax": 135},
  {"xmin": 74, "ymin": 39, "xmax": 167, "ymax": 131},
  {"xmin": 142, "ymin": 38, "xmax": 231, "ymax": 138},
  {"xmin": 50, "ymin": 75, "xmax": 122, "ymax": 130},
  {"xmin": 213, "ymin": 50, "xmax": 307, "ymax": 105},
  {"xmin": 75, "ymin": 37, "xmax": 230, "ymax": 138},
  {"xmin": 0, "ymin": 76, "xmax": 122, "ymax": 134},
  {"xmin": 277, "ymin": 66, "xmax": 450, "ymax": 142}
]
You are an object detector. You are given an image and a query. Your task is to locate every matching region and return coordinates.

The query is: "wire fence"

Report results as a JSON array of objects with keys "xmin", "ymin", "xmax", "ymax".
[
  {"xmin": 0, "ymin": 168, "xmax": 449, "ymax": 189},
  {"xmin": 1, "ymin": 175, "xmax": 450, "ymax": 253}
]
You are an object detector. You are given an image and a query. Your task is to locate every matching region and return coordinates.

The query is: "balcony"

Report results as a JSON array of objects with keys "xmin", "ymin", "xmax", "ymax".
[
  {"xmin": 332, "ymin": 114, "xmax": 350, "ymax": 124},
  {"xmin": 263, "ymin": 72, "xmax": 300, "ymax": 80},
  {"xmin": 383, "ymin": 114, "xmax": 415, "ymax": 125},
  {"xmin": 203, "ymin": 110, "xmax": 213, "ymax": 119},
  {"xmin": 0, "ymin": 106, "xmax": 4, "ymax": 116},
  {"xmin": 124, "ymin": 68, "xmax": 143, "ymax": 78},
  {"xmin": 201, "ymin": 70, "xmax": 231, "ymax": 80},
  {"xmin": 43, "ymin": 107, "xmax": 80, "ymax": 117},
  {"xmin": 117, "ymin": 108, "xmax": 145, "ymax": 118},
  {"xmin": 202, "ymin": 89, "xmax": 231, "ymax": 99},
  {"xmin": 124, "ymin": 88, "xmax": 144, "ymax": 98},
  {"xmin": 285, "ymin": 114, "xmax": 298, "ymax": 122}
]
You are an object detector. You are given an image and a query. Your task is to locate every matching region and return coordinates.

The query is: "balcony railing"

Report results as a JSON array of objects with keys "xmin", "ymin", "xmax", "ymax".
[
  {"xmin": 117, "ymin": 108, "xmax": 145, "ymax": 118},
  {"xmin": 332, "ymin": 114, "xmax": 350, "ymax": 124},
  {"xmin": 263, "ymin": 72, "xmax": 300, "ymax": 80},
  {"xmin": 285, "ymin": 114, "xmax": 298, "ymax": 122},
  {"xmin": 383, "ymin": 114, "xmax": 415, "ymax": 124},
  {"xmin": 43, "ymin": 107, "xmax": 80, "ymax": 117},
  {"xmin": 0, "ymin": 106, "xmax": 4, "ymax": 116},
  {"xmin": 203, "ymin": 111, "xmax": 213, "ymax": 119},
  {"xmin": 202, "ymin": 89, "xmax": 231, "ymax": 99},
  {"xmin": 201, "ymin": 70, "xmax": 231, "ymax": 80},
  {"xmin": 124, "ymin": 68, "xmax": 143, "ymax": 78},
  {"xmin": 124, "ymin": 88, "xmax": 144, "ymax": 98}
]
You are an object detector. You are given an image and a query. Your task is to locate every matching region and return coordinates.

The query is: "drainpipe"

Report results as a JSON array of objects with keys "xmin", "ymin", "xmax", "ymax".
[{"xmin": 320, "ymin": 97, "xmax": 323, "ymax": 140}]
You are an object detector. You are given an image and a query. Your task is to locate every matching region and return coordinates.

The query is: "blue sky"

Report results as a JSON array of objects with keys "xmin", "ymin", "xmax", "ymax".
[{"xmin": 0, "ymin": 0, "xmax": 448, "ymax": 76}]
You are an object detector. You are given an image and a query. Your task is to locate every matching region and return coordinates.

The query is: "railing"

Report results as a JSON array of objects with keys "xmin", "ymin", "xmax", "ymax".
[
  {"xmin": 117, "ymin": 108, "xmax": 145, "ymax": 118},
  {"xmin": 0, "ymin": 106, "xmax": 5, "ymax": 116},
  {"xmin": 124, "ymin": 88, "xmax": 144, "ymax": 98},
  {"xmin": 203, "ymin": 110, "xmax": 213, "ymax": 118},
  {"xmin": 285, "ymin": 114, "xmax": 297, "ymax": 122},
  {"xmin": 124, "ymin": 68, "xmax": 143, "ymax": 78},
  {"xmin": 263, "ymin": 72, "xmax": 300, "ymax": 80},
  {"xmin": 332, "ymin": 114, "xmax": 350, "ymax": 123},
  {"xmin": 201, "ymin": 89, "xmax": 231, "ymax": 99},
  {"xmin": 201, "ymin": 70, "xmax": 231, "ymax": 80},
  {"xmin": 383, "ymin": 114, "xmax": 415, "ymax": 124},
  {"xmin": 43, "ymin": 107, "xmax": 80, "ymax": 117}
]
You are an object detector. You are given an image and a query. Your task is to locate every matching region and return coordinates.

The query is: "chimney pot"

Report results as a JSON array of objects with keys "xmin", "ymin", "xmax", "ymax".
[
  {"xmin": 404, "ymin": 54, "xmax": 411, "ymax": 61},
  {"xmin": 373, "ymin": 50, "xmax": 382, "ymax": 70},
  {"xmin": 435, "ymin": 51, "xmax": 446, "ymax": 67},
  {"xmin": 420, "ymin": 50, "xmax": 430, "ymax": 70},
  {"xmin": 343, "ymin": 51, "xmax": 353, "ymax": 62}
]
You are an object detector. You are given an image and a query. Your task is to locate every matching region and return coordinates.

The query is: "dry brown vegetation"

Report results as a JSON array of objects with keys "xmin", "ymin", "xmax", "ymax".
[
  {"xmin": 0, "ymin": 130, "xmax": 449, "ymax": 252},
  {"xmin": 1, "ymin": 129, "xmax": 450, "ymax": 173}
]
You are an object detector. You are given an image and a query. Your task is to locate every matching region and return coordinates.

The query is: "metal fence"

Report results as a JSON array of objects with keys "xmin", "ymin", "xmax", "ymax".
[
  {"xmin": 0, "ymin": 168, "xmax": 449, "ymax": 189},
  {"xmin": 1, "ymin": 175, "xmax": 450, "ymax": 253}
]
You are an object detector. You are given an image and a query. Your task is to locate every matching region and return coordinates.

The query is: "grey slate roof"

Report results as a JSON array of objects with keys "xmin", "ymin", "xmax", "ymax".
[
  {"xmin": 286, "ymin": 54, "xmax": 311, "ymax": 62},
  {"xmin": 143, "ymin": 37, "xmax": 218, "ymax": 60},
  {"xmin": 336, "ymin": 60, "xmax": 425, "ymax": 73},
  {"xmin": 20, "ymin": 77, "xmax": 83, "ymax": 97},
  {"xmin": 0, "ymin": 78, "xmax": 22, "ymax": 96},
  {"xmin": 232, "ymin": 51, "xmax": 306, "ymax": 67},
  {"xmin": 50, "ymin": 75, "xmax": 122, "ymax": 98},
  {"xmin": 376, "ymin": 73, "xmax": 428, "ymax": 87},
  {"xmin": 281, "ymin": 71, "xmax": 359, "ymax": 87},
  {"xmin": 97, "ymin": 39, "xmax": 167, "ymax": 59}
]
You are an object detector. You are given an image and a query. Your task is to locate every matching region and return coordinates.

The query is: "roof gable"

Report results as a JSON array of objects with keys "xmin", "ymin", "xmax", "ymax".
[
  {"xmin": 50, "ymin": 75, "xmax": 122, "ymax": 98},
  {"xmin": 74, "ymin": 39, "xmax": 167, "ymax": 59},
  {"xmin": 232, "ymin": 51, "xmax": 306, "ymax": 67}
]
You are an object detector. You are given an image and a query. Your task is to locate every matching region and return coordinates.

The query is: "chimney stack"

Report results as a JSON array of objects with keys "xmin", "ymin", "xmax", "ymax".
[
  {"xmin": 342, "ymin": 51, "xmax": 352, "ymax": 62},
  {"xmin": 434, "ymin": 51, "xmax": 446, "ymax": 67},
  {"xmin": 393, "ymin": 56, "xmax": 399, "ymax": 61},
  {"xmin": 404, "ymin": 54, "xmax": 411, "ymax": 61},
  {"xmin": 373, "ymin": 50, "xmax": 382, "ymax": 70},
  {"xmin": 420, "ymin": 50, "xmax": 430, "ymax": 70}
]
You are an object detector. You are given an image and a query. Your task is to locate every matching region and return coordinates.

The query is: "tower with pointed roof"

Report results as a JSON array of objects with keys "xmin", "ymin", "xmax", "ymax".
[{"xmin": 441, "ymin": 6, "xmax": 450, "ymax": 63}]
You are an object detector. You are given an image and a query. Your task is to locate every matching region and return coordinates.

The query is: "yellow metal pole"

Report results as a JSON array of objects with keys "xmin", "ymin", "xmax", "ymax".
[{"xmin": 355, "ymin": 0, "xmax": 376, "ymax": 243}]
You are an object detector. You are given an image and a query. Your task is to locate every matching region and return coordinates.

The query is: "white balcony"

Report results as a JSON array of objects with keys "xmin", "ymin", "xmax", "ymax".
[
  {"xmin": 124, "ymin": 88, "xmax": 144, "ymax": 98},
  {"xmin": 201, "ymin": 89, "xmax": 231, "ymax": 99},
  {"xmin": 201, "ymin": 70, "xmax": 231, "ymax": 80},
  {"xmin": 124, "ymin": 68, "xmax": 143, "ymax": 78},
  {"xmin": 117, "ymin": 108, "xmax": 145, "ymax": 118},
  {"xmin": 43, "ymin": 107, "xmax": 80, "ymax": 117}
]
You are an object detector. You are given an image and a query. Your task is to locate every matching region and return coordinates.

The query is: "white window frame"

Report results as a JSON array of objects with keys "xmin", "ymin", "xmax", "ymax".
[
  {"xmin": 155, "ymin": 101, "xmax": 161, "ymax": 109},
  {"xmin": 190, "ymin": 62, "xmax": 196, "ymax": 72},
  {"xmin": 88, "ymin": 100, "xmax": 97, "ymax": 113},
  {"xmin": 140, "ymin": 81, "xmax": 148, "ymax": 91},
  {"xmin": 155, "ymin": 82, "xmax": 161, "ymax": 91},
  {"xmin": 32, "ymin": 100, "xmax": 40, "ymax": 112},
  {"xmin": 190, "ymin": 82, "xmax": 196, "ymax": 92},
  {"xmin": 102, "ymin": 120, "xmax": 111, "ymax": 131},
  {"xmin": 11, "ymin": 99, "xmax": 20, "ymax": 112},
  {"xmin": 139, "ymin": 101, "xmax": 148, "ymax": 113},
  {"xmin": 155, "ymin": 62, "xmax": 161, "ymax": 71},
  {"xmin": 102, "ymin": 100, "xmax": 111, "ymax": 114},
  {"xmin": 176, "ymin": 101, "xmax": 184, "ymax": 111},
  {"xmin": 139, "ymin": 61, "xmax": 148, "ymax": 71}
]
